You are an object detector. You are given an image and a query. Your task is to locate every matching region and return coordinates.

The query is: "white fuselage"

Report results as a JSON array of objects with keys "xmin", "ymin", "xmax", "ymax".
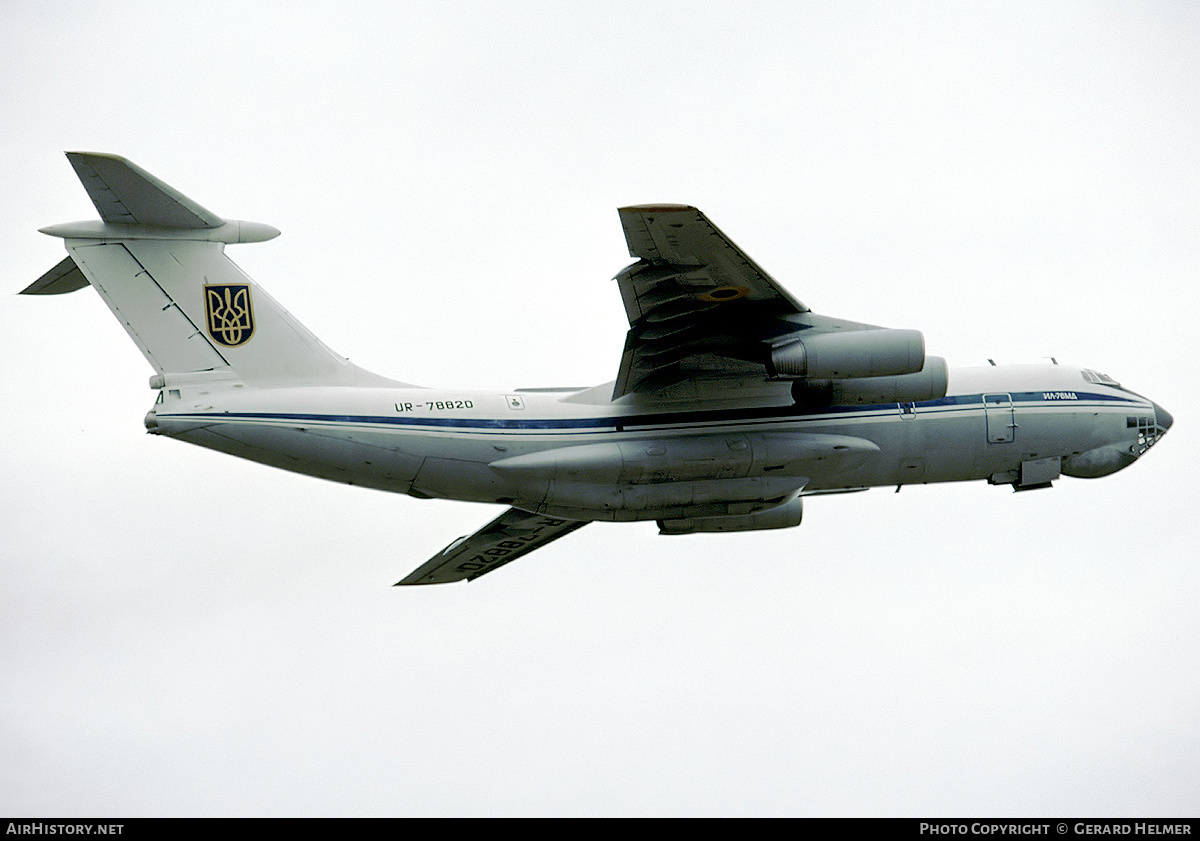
[
  {"xmin": 146, "ymin": 362, "xmax": 1165, "ymax": 523},
  {"xmin": 27, "ymin": 153, "xmax": 1175, "ymax": 580}
]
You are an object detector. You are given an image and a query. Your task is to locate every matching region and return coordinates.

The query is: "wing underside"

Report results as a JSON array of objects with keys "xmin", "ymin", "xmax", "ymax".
[
  {"xmin": 397, "ymin": 507, "xmax": 589, "ymax": 585},
  {"xmin": 612, "ymin": 205, "xmax": 809, "ymax": 398}
]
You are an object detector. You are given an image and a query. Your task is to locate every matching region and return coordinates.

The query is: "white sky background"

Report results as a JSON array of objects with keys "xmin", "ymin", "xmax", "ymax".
[{"xmin": 1, "ymin": 0, "xmax": 1198, "ymax": 817}]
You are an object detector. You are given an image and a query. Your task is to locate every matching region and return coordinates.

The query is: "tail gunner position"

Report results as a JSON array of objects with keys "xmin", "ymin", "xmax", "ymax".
[{"xmin": 23, "ymin": 153, "xmax": 1173, "ymax": 584}]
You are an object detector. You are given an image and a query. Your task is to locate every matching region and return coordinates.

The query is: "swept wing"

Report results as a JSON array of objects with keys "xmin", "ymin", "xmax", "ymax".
[
  {"xmin": 613, "ymin": 204, "xmax": 810, "ymax": 398},
  {"xmin": 397, "ymin": 507, "xmax": 588, "ymax": 585},
  {"xmin": 612, "ymin": 205, "xmax": 929, "ymax": 401}
]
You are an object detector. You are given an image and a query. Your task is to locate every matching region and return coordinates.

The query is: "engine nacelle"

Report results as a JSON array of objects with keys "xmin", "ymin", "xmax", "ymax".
[
  {"xmin": 657, "ymin": 496, "xmax": 804, "ymax": 535},
  {"xmin": 794, "ymin": 356, "xmax": 949, "ymax": 407},
  {"xmin": 770, "ymin": 328, "xmax": 925, "ymax": 379}
]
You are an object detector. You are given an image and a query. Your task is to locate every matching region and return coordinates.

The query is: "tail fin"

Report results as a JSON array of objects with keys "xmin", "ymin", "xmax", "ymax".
[{"xmin": 23, "ymin": 152, "xmax": 397, "ymax": 387}]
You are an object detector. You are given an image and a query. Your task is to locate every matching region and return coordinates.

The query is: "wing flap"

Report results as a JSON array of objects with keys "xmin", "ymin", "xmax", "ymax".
[
  {"xmin": 396, "ymin": 507, "xmax": 588, "ymax": 585},
  {"xmin": 612, "ymin": 206, "xmax": 808, "ymax": 398}
]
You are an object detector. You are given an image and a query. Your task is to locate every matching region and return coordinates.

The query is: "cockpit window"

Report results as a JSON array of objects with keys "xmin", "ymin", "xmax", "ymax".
[
  {"xmin": 1128, "ymin": 415, "xmax": 1165, "ymax": 455},
  {"xmin": 1081, "ymin": 369, "xmax": 1120, "ymax": 386}
]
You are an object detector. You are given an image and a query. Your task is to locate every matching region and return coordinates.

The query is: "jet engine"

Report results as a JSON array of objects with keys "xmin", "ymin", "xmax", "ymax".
[
  {"xmin": 657, "ymin": 496, "xmax": 804, "ymax": 535},
  {"xmin": 792, "ymin": 356, "xmax": 949, "ymax": 407},
  {"xmin": 770, "ymin": 328, "xmax": 925, "ymax": 379}
]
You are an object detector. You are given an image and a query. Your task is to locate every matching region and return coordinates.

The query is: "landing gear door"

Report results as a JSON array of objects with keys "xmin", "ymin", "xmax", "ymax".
[{"xmin": 984, "ymin": 393, "xmax": 1015, "ymax": 443}]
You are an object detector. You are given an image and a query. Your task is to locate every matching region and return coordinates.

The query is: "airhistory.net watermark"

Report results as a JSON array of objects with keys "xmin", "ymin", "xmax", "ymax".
[{"xmin": 5, "ymin": 825, "xmax": 123, "ymax": 835}]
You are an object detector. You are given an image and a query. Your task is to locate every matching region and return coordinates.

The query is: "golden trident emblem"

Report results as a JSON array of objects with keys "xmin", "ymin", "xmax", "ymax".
[{"xmin": 204, "ymin": 284, "xmax": 255, "ymax": 347}]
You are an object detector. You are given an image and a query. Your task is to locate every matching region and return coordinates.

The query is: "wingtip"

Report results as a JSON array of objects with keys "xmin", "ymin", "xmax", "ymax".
[
  {"xmin": 618, "ymin": 203, "xmax": 697, "ymax": 213},
  {"xmin": 393, "ymin": 578, "xmax": 450, "ymax": 587},
  {"xmin": 65, "ymin": 150, "xmax": 128, "ymax": 163}
]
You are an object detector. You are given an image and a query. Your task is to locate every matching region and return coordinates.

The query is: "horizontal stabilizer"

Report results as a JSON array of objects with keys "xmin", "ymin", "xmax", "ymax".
[
  {"xmin": 66, "ymin": 151, "xmax": 224, "ymax": 229},
  {"xmin": 397, "ymin": 507, "xmax": 588, "ymax": 585},
  {"xmin": 21, "ymin": 256, "xmax": 88, "ymax": 295},
  {"xmin": 28, "ymin": 151, "xmax": 394, "ymax": 386}
]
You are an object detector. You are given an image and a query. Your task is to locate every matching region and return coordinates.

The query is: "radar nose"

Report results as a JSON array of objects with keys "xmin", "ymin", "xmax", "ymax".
[{"xmin": 1152, "ymin": 401, "xmax": 1173, "ymax": 433}]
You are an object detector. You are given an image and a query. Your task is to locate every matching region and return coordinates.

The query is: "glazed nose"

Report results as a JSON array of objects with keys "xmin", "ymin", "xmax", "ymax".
[{"xmin": 1152, "ymin": 401, "xmax": 1173, "ymax": 433}]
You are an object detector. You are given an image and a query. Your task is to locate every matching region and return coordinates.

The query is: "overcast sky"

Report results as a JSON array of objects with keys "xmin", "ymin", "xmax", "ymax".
[{"xmin": 2, "ymin": 0, "xmax": 1198, "ymax": 817}]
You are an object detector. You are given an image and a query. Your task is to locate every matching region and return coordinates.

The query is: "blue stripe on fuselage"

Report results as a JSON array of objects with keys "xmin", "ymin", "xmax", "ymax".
[{"xmin": 156, "ymin": 390, "xmax": 1143, "ymax": 434}]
